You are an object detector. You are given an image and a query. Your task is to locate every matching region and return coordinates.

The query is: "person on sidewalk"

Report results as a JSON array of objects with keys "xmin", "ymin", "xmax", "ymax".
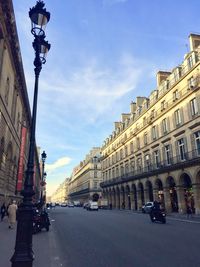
[
  {"xmin": 7, "ymin": 200, "xmax": 18, "ymax": 229},
  {"xmin": 0, "ymin": 203, "xmax": 6, "ymax": 221},
  {"xmin": 186, "ymin": 204, "xmax": 193, "ymax": 219}
]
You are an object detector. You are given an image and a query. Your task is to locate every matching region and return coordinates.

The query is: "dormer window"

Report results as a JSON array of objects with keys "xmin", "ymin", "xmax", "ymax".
[{"xmin": 188, "ymin": 55, "xmax": 194, "ymax": 69}]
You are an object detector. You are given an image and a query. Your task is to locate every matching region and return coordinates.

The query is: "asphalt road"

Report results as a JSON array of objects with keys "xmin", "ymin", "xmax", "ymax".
[{"xmin": 49, "ymin": 207, "xmax": 200, "ymax": 267}]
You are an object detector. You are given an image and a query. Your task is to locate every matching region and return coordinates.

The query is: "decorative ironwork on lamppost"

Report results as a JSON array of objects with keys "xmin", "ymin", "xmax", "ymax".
[
  {"xmin": 11, "ymin": 1, "xmax": 50, "ymax": 267},
  {"xmin": 40, "ymin": 150, "xmax": 47, "ymax": 205}
]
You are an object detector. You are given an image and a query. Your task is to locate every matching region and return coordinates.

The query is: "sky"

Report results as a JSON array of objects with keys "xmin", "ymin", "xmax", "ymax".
[{"xmin": 12, "ymin": 0, "xmax": 200, "ymax": 196}]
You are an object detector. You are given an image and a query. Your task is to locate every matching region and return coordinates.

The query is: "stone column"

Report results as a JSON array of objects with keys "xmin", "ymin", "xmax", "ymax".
[
  {"xmin": 125, "ymin": 191, "xmax": 129, "ymax": 209},
  {"xmin": 144, "ymin": 189, "xmax": 149, "ymax": 203},
  {"xmin": 176, "ymin": 186, "xmax": 185, "ymax": 214},
  {"xmin": 130, "ymin": 191, "xmax": 134, "ymax": 210},
  {"xmin": 163, "ymin": 187, "xmax": 171, "ymax": 213},
  {"xmin": 193, "ymin": 183, "xmax": 200, "ymax": 214},
  {"xmin": 137, "ymin": 190, "xmax": 142, "ymax": 211},
  {"xmin": 153, "ymin": 188, "xmax": 158, "ymax": 202}
]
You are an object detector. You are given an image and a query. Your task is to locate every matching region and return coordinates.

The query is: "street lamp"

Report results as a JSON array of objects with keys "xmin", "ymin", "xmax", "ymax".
[
  {"xmin": 11, "ymin": 1, "xmax": 50, "ymax": 267},
  {"xmin": 40, "ymin": 150, "xmax": 47, "ymax": 205}
]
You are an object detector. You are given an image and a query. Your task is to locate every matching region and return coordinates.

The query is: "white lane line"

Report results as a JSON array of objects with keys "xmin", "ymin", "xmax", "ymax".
[{"xmin": 167, "ymin": 217, "xmax": 200, "ymax": 224}]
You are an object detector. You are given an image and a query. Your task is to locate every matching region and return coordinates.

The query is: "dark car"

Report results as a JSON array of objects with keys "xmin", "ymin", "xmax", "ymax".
[{"xmin": 142, "ymin": 202, "xmax": 154, "ymax": 213}]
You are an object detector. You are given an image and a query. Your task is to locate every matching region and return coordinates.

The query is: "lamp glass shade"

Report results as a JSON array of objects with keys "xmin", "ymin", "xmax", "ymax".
[
  {"xmin": 29, "ymin": 1, "xmax": 50, "ymax": 36},
  {"xmin": 41, "ymin": 150, "xmax": 47, "ymax": 161}
]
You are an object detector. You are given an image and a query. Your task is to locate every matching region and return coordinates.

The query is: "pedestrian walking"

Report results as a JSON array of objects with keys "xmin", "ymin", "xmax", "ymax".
[
  {"xmin": 7, "ymin": 200, "xmax": 18, "ymax": 229},
  {"xmin": 0, "ymin": 203, "xmax": 6, "ymax": 221},
  {"xmin": 186, "ymin": 205, "xmax": 192, "ymax": 219}
]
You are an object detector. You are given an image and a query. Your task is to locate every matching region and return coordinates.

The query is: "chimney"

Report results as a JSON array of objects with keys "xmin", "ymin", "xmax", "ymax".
[
  {"xmin": 114, "ymin": 122, "xmax": 122, "ymax": 130},
  {"xmin": 121, "ymin": 113, "xmax": 130, "ymax": 123},
  {"xmin": 130, "ymin": 102, "xmax": 136, "ymax": 113},
  {"xmin": 136, "ymin": 97, "xmax": 146, "ymax": 107},
  {"xmin": 156, "ymin": 71, "xmax": 171, "ymax": 86}
]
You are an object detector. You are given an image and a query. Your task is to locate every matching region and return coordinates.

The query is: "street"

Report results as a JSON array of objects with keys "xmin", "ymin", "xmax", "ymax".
[{"xmin": 47, "ymin": 207, "xmax": 200, "ymax": 267}]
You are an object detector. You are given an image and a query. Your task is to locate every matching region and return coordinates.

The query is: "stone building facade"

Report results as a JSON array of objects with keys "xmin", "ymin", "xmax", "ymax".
[
  {"xmin": 0, "ymin": 0, "xmax": 41, "ymax": 205},
  {"xmin": 101, "ymin": 34, "xmax": 200, "ymax": 214},
  {"xmin": 51, "ymin": 178, "xmax": 70, "ymax": 204},
  {"xmin": 68, "ymin": 147, "xmax": 102, "ymax": 204}
]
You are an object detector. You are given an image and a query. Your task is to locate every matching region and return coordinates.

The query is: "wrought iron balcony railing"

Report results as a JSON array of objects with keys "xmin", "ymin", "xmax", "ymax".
[{"xmin": 101, "ymin": 149, "xmax": 200, "ymax": 188}]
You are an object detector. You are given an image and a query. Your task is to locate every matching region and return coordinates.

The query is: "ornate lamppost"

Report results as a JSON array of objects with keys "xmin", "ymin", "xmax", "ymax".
[
  {"xmin": 40, "ymin": 150, "xmax": 47, "ymax": 205},
  {"xmin": 11, "ymin": 1, "xmax": 50, "ymax": 267}
]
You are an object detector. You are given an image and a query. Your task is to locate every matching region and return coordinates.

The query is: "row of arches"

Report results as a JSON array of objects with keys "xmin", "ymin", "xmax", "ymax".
[{"xmin": 103, "ymin": 170, "xmax": 200, "ymax": 214}]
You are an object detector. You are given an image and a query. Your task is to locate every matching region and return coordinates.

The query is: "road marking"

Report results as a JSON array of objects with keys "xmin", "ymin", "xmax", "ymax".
[{"xmin": 168, "ymin": 217, "xmax": 200, "ymax": 224}]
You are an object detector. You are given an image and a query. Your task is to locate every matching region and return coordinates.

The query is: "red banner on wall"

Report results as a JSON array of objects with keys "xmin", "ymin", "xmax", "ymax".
[{"xmin": 16, "ymin": 126, "xmax": 27, "ymax": 192}]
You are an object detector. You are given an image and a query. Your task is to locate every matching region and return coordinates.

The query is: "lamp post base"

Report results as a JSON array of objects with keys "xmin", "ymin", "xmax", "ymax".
[{"xmin": 10, "ymin": 203, "xmax": 34, "ymax": 267}]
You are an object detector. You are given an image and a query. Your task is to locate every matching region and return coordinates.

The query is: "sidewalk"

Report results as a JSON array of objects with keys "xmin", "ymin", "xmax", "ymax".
[{"xmin": 0, "ymin": 216, "xmax": 63, "ymax": 267}]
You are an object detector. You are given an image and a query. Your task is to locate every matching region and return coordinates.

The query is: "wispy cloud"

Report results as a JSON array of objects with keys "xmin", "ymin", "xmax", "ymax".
[
  {"xmin": 45, "ymin": 157, "xmax": 71, "ymax": 173},
  {"xmin": 32, "ymin": 54, "xmax": 144, "ymax": 125}
]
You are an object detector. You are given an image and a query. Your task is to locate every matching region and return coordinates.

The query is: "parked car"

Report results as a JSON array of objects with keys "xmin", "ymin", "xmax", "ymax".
[
  {"xmin": 83, "ymin": 202, "xmax": 89, "ymax": 209},
  {"xmin": 142, "ymin": 202, "xmax": 154, "ymax": 213},
  {"xmin": 88, "ymin": 201, "xmax": 98, "ymax": 211},
  {"xmin": 68, "ymin": 203, "xmax": 74, "ymax": 208},
  {"xmin": 61, "ymin": 202, "xmax": 67, "ymax": 207}
]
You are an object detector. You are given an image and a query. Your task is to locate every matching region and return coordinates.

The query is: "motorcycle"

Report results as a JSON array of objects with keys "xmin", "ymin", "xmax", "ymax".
[
  {"xmin": 149, "ymin": 209, "xmax": 166, "ymax": 224},
  {"xmin": 33, "ymin": 209, "xmax": 50, "ymax": 234}
]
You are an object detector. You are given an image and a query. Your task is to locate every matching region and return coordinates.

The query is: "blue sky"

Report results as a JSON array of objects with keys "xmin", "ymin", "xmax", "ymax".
[{"xmin": 12, "ymin": 0, "xmax": 200, "ymax": 196}]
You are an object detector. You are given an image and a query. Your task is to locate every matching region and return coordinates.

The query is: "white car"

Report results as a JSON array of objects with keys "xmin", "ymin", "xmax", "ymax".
[
  {"xmin": 61, "ymin": 202, "xmax": 67, "ymax": 207},
  {"xmin": 88, "ymin": 202, "xmax": 98, "ymax": 211}
]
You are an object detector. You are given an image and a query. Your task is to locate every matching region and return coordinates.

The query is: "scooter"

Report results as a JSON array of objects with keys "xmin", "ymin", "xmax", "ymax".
[
  {"xmin": 33, "ymin": 209, "xmax": 50, "ymax": 234},
  {"xmin": 149, "ymin": 210, "xmax": 166, "ymax": 224}
]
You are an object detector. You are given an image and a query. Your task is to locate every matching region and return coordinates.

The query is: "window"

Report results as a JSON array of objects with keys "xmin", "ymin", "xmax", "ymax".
[
  {"xmin": 120, "ymin": 165, "xmax": 124, "ymax": 176},
  {"xmin": 130, "ymin": 142, "xmax": 134, "ymax": 153},
  {"xmin": 188, "ymin": 76, "xmax": 195, "ymax": 89},
  {"xmin": 154, "ymin": 150, "xmax": 159, "ymax": 168},
  {"xmin": 152, "ymin": 126, "xmax": 157, "ymax": 140},
  {"xmin": 178, "ymin": 138, "xmax": 186, "ymax": 160},
  {"xmin": 94, "ymin": 171, "xmax": 97, "ymax": 178},
  {"xmin": 93, "ymin": 182, "xmax": 98, "ymax": 189},
  {"xmin": 125, "ymin": 146, "xmax": 128, "ymax": 157},
  {"xmin": 190, "ymin": 98, "xmax": 198, "ymax": 116},
  {"xmin": 162, "ymin": 118, "xmax": 168, "ymax": 134},
  {"xmin": 165, "ymin": 145, "xmax": 171, "ymax": 165},
  {"xmin": 143, "ymin": 116, "xmax": 147, "ymax": 126},
  {"xmin": 144, "ymin": 154, "xmax": 150, "ymax": 170},
  {"xmin": 120, "ymin": 149, "xmax": 123, "ymax": 159},
  {"xmin": 137, "ymin": 158, "xmax": 142, "ymax": 172},
  {"xmin": 194, "ymin": 131, "xmax": 200, "ymax": 155},
  {"xmin": 112, "ymin": 169, "xmax": 115, "ymax": 178},
  {"xmin": 130, "ymin": 160, "xmax": 135, "ymax": 173},
  {"xmin": 5, "ymin": 77, "xmax": 10, "ymax": 105},
  {"xmin": 161, "ymin": 100, "xmax": 166, "ymax": 111},
  {"xmin": 116, "ymin": 167, "xmax": 119, "ymax": 177},
  {"xmin": 174, "ymin": 109, "xmax": 181, "ymax": 126},
  {"xmin": 173, "ymin": 90, "xmax": 179, "ymax": 101},
  {"xmin": 125, "ymin": 163, "xmax": 129, "ymax": 174},
  {"xmin": 144, "ymin": 132, "xmax": 148, "ymax": 145},
  {"xmin": 136, "ymin": 137, "xmax": 140, "ymax": 149},
  {"xmin": 187, "ymin": 55, "xmax": 194, "ymax": 69},
  {"xmin": 150, "ymin": 109, "xmax": 155, "ymax": 119}
]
